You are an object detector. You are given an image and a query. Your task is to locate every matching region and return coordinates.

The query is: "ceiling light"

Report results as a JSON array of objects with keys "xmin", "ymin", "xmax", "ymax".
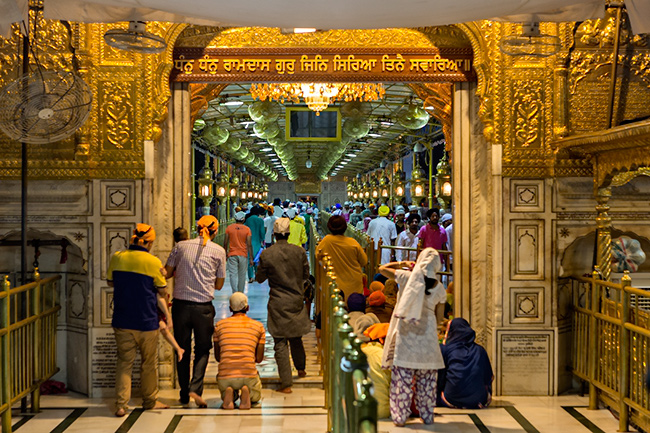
[
  {"xmin": 251, "ymin": 82, "xmax": 385, "ymax": 116},
  {"xmin": 221, "ymin": 97, "xmax": 243, "ymax": 107},
  {"xmin": 240, "ymin": 120, "xmax": 256, "ymax": 127},
  {"xmin": 306, "ymin": 151, "xmax": 312, "ymax": 169},
  {"xmin": 413, "ymin": 142, "xmax": 426, "ymax": 153},
  {"xmin": 380, "ymin": 120, "xmax": 394, "ymax": 127},
  {"xmin": 424, "ymin": 106, "xmax": 434, "ymax": 111},
  {"xmin": 346, "ymin": 153, "xmax": 358, "ymax": 158},
  {"xmin": 340, "ymin": 161, "xmax": 348, "ymax": 165},
  {"xmin": 261, "ymin": 147, "xmax": 273, "ymax": 152},
  {"xmin": 367, "ymin": 132, "xmax": 382, "ymax": 138}
]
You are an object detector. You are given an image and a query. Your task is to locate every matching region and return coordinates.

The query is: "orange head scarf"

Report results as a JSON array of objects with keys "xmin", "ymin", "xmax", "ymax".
[
  {"xmin": 197, "ymin": 215, "xmax": 219, "ymax": 246},
  {"xmin": 131, "ymin": 223, "xmax": 156, "ymax": 246}
]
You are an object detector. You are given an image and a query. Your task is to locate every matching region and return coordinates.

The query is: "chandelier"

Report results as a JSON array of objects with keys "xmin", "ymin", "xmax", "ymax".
[{"xmin": 250, "ymin": 83, "xmax": 385, "ymax": 115}]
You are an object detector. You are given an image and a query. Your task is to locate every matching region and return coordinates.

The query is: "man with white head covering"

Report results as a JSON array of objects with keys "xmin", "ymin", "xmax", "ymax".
[
  {"xmin": 366, "ymin": 205, "xmax": 398, "ymax": 264},
  {"xmin": 332, "ymin": 203, "xmax": 343, "ymax": 216},
  {"xmin": 224, "ymin": 211, "xmax": 253, "ymax": 293},
  {"xmin": 440, "ymin": 213, "xmax": 453, "ymax": 253},
  {"xmin": 256, "ymin": 218, "xmax": 311, "ymax": 393},
  {"xmin": 394, "ymin": 206, "xmax": 406, "ymax": 235},
  {"xmin": 378, "ymin": 248, "xmax": 447, "ymax": 426}
]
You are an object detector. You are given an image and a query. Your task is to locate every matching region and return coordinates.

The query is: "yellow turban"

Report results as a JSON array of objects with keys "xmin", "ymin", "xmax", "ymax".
[{"xmin": 197, "ymin": 215, "xmax": 219, "ymax": 246}]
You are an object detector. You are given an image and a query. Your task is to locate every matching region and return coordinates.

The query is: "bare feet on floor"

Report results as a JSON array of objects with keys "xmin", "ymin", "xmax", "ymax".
[
  {"xmin": 176, "ymin": 348, "xmax": 185, "ymax": 362},
  {"xmin": 276, "ymin": 387, "xmax": 292, "ymax": 394},
  {"xmin": 115, "ymin": 407, "xmax": 126, "ymax": 417},
  {"xmin": 150, "ymin": 401, "xmax": 169, "ymax": 410},
  {"xmin": 189, "ymin": 392, "xmax": 208, "ymax": 408},
  {"xmin": 239, "ymin": 386, "xmax": 251, "ymax": 410},
  {"xmin": 222, "ymin": 387, "xmax": 235, "ymax": 410}
]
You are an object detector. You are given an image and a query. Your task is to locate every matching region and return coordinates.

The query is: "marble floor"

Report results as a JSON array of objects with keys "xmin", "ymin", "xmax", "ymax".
[
  {"xmin": 9, "ymin": 392, "xmax": 637, "ymax": 433},
  {"xmin": 7, "ymin": 271, "xmax": 636, "ymax": 432}
]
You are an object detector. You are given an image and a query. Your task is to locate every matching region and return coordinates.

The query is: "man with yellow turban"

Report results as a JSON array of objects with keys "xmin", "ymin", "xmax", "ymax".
[
  {"xmin": 367, "ymin": 205, "xmax": 398, "ymax": 265},
  {"xmin": 165, "ymin": 215, "xmax": 226, "ymax": 408},
  {"xmin": 107, "ymin": 224, "xmax": 169, "ymax": 416}
]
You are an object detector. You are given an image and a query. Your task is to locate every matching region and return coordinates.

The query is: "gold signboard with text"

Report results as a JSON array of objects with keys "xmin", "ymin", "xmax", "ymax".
[{"xmin": 171, "ymin": 48, "xmax": 474, "ymax": 83}]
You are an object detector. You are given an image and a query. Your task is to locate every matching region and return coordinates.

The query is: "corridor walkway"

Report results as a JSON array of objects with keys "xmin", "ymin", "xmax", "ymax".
[{"xmin": 7, "ymin": 277, "xmax": 635, "ymax": 432}]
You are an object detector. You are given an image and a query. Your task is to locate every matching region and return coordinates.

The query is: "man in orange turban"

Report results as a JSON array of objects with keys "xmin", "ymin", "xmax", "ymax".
[
  {"xmin": 108, "ymin": 223, "xmax": 169, "ymax": 416},
  {"xmin": 165, "ymin": 214, "xmax": 226, "ymax": 407}
]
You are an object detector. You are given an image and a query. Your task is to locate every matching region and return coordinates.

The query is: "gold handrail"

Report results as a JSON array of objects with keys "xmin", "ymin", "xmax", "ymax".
[
  {"xmin": 317, "ymin": 256, "xmax": 378, "ymax": 433},
  {"xmin": 570, "ymin": 269, "xmax": 650, "ymax": 432},
  {"xmin": 1, "ymin": 275, "xmax": 61, "ymax": 433}
]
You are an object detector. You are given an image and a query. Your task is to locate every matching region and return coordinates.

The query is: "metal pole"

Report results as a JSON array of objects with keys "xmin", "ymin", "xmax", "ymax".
[
  {"xmin": 20, "ymin": 22, "xmax": 30, "ymax": 416},
  {"xmin": 606, "ymin": 3, "xmax": 623, "ymax": 129},
  {"xmin": 428, "ymin": 146, "xmax": 434, "ymax": 208}
]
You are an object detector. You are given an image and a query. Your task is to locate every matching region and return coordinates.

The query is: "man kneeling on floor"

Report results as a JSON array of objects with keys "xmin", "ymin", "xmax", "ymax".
[{"xmin": 213, "ymin": 292, "xmax": 265, "ymax": 409}]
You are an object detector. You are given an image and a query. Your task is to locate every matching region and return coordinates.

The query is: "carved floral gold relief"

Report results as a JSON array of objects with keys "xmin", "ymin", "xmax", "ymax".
[
  {"xmin": 513, "ymin": 83, "xmax": 542, "ymax": 148},
  {"xmin": 101, "ymin": 81, "xmax": 134, "ymax": 150}
]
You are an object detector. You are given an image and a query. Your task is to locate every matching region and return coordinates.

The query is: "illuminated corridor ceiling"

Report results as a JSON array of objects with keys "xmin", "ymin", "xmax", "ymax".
[{"xmin": 194, "ymin": 83, "xmax": 442, "ymax": 180}]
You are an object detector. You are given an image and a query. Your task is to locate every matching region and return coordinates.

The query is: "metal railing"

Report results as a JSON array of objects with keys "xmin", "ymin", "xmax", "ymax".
[
  {"xmin": 570, "ymin": 269, "xmax": 650, "ymax": 432},
  {"xmin": 315, "ymin": 255, "xmax": 378, "ymax": 433},
  {"xmin": 1, "ymin": 274, "xmax": 61, "ymax": 433},
  {"xmin": 319, "ymin": 211, "xmax": 453, "ymax": 280}
]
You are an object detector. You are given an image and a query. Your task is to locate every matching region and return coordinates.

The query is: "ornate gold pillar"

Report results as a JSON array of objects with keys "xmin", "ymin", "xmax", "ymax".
[{"xmin": 595, "ymin": 187, "xmax": 612, "ymax": 281}]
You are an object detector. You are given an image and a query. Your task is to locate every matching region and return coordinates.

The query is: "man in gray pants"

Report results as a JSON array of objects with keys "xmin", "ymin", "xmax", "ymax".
[{"xmin": 256, "ymin": 217, "xmax": 311, "ymax": 393}]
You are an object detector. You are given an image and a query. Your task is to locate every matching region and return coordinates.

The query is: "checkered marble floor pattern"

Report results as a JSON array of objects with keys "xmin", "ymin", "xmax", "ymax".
[
  {"xmin": 10, "ymin": 392, "xmax": 636, "ymax": 433},
  {"xmin": 7, "ymin": 266, "xmax": 636, "ymax": 432}
]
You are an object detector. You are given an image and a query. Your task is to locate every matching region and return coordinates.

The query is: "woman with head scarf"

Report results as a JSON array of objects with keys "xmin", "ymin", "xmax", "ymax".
[
  {"xmin": 438, "ymin": 318, "xmax": 493, "ymax": 409},
  {"xmin": 378, "ymin": 248, "xmax": 447, "ymax": 426}
]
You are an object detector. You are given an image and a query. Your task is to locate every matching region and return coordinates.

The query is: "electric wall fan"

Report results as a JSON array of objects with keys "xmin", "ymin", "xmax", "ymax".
[{"xmin": 104, "ymin": 21, "xmax": 167, "ymax": 54}]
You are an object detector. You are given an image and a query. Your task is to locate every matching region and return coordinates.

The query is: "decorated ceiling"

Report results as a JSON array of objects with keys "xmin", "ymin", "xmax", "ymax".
[{"xmin": 192, "ymin": 83, "xmax": 443, "ymax": 181}]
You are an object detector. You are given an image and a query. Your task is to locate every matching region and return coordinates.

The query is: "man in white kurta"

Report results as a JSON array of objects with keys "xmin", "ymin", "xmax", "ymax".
[
  {"xmin": 367, "ymin": 205, "xmax": 397, "ymax": 265},
  {"xmin": 395, "ymin": 213, "xmax": 421, "ymax": 262}
]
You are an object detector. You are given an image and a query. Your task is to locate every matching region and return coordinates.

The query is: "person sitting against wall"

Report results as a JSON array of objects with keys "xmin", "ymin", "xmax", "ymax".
[
  {"xmin": 438, "ymin": 318, "xmax": 493, "ymax": 409},
  {"xmin": 362, "ymin": 322, "xmax": 392, "ymax": 419},
  {"xmin": 346, "ymin": 292, "xmax": 367, "ymax": 329},
  {"xmin": 365, "ymin": 290, "xmax": 393, "ymax": 323}
]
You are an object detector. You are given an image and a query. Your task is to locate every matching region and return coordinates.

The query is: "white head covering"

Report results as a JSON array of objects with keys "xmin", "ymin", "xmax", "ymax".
[
  {"xmin": 408, "ymin": 205, "xmax": 418, "ymax": 212},
  {"xmin": 440, "ymin": 213, "xmax": 452, "ymax": 223},
  {"xmin": 235, "ymin": 211, "xmax": 246, "ymax": 221},
  {"xmin": 393, "ymin": 248, "xmax": 442, "ymax": 322},
  {"xmin": 285, "ymin": 208, "xmax": 297, "ymax": 219}
]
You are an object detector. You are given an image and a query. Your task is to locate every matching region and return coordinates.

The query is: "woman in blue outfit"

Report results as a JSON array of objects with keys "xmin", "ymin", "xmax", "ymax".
[{"xmin": 438, "ymin": 318, "xmax": 493, "ymax": 409}]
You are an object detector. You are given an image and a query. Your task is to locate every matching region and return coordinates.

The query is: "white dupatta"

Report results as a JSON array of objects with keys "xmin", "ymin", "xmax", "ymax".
[{"xmin": 382, "ymin": 248, "xmax": 446, "ymax": 370}]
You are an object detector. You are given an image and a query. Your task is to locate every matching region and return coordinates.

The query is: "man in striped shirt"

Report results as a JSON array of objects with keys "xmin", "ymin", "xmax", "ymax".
[
  {"xmin": 213, "ymin": 293, "xmax": 265, "ymax": 410},
  {"xmin": 165, "ymin": 215, "xmax": 226, "ymax": 408}
]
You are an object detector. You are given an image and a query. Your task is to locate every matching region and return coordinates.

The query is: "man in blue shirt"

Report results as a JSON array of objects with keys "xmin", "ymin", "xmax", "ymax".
[{"xmin": 107, "ymin": 223, "xmax": 170, "ymax": 417}]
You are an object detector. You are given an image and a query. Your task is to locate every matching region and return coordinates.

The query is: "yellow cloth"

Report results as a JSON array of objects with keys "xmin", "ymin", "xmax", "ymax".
[
  {"xmin": 288, "ymin": 219, "xmax": 307, "ymax": 246},
  {"xmin": 361, "ymin": 342, "xmax": 391, "ymax": 419},
  {"xmin": 315, "ymin": 234, "xmax": 367, "ymax": 298}
]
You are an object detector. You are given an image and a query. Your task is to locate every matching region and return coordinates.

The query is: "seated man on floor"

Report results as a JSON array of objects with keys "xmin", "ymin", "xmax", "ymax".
[{"xmin": 213, "ymin": 293, "xmax": 265, "ymax": 410}]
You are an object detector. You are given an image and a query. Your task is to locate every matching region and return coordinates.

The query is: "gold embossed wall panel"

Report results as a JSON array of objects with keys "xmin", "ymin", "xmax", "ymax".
[
  {"xmin": 98, "ymin": 80, "xmax": 136, "ymax": 151},
  {"xmin": 568, "ymin": 7, "xmax": 650, "ymax": 133}
]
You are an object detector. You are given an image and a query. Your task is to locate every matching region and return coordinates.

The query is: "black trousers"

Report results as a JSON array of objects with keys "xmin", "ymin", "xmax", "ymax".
[{"xmin": 172, "ymin": 300, "xmax": 215, "ymax": 401}]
